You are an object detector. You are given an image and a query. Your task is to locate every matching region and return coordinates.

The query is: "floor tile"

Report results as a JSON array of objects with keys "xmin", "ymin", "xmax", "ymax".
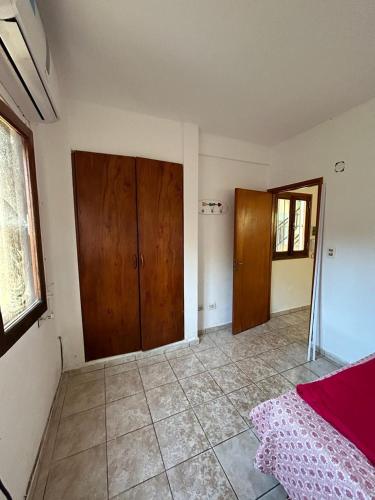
[
  {"xmin": 62, "ymin": 379, "xmax": 105, "ymax": 417},
  {"xmin": 285, "ymin": 325, "xmax": 309, "ymax": 343},
  {"xmin": 237, "ymin": 340, "xmax": 272, "ymax": 357},
  {"xmin": 105, "ymin": 355, "xmax": 136, "ymax": 368},
  {"xmin": 191, "ymin": 335, "xmax": 215, "ymax": 353},
  {"xmin": 105, "ymin": 361, "xmax": 138, "ymax": 378},
  {"xmin": 179, "ymin": 372, "xmax": 223, "ymax": 406},
  {"xmin": 261, "ymin": 484, "xmax": 289, "ymax": 499},
  {"xmin": 262, "ymin": 331, "xmax": 290, "ymax": 348},
  {"xmin": 282, "ymin": 365, "xmax": 318, "ymax": 384},
  {"xmin": 146, "ymin": 381, "xmax": 189, "ymax": 421},
  {"xmin": 214, "ymin": 430, "xmax": 278, "ymax": 499},
  {"xmin": 234, "ymin": 329, "xmax": 263, "ymax": 343},
  {"xmin": 195, "ymin": 347, "xmax": 231, "ymax": 370},
  {"xmin": 210, "ymin": 363, "xmax": 251, "ymax": 394},
  {"xmin": 53, "ymin": 406, "xmax": 105, "ymax": 461},
  {"xmin": 208, "ymin": 328, "xmax": 236, "ymax": 345},
  {"xmin": 281, "ymin": 313, "xmax": 301, "ymax": 326},
  {"xmin": 194, "ymin": 395, "xmax": 247, "ymax": 446},
  {"xmin": 256, "ymin": 374, "xmax": 293, "ymax": 399},
  {"xmin": 69, "ymin": 362, "xmax": 105, "ymax": 376},
  {"xmin": 139, "ymin": 361, "xmax": 177, "ymax": 390},
  {"xmin": 220, "ymin": 341, "xmax": 259, "ymax": 361},
  {"xmin": 106, "ymin": 369, "xmax": 143, "ymax": 403},
  {"xmin": 31, "ymin": 421, "xmax": 60, "ymax": 499},
  {"xmin": 167, "ymin": 450, "xmax": 236, "ymax": 500},
  {"xmin": 106, "ymin": 393, "xmax": 151, "ymax": 440},
  {"xmin": 154, "ymin": 409, "xmax": 209, "ymax": 469},
  {"xmin": 282, "ymin": 342, "xmax": 309, "ymax": 364},
  {"xmin": 136, "ymin": 353, "xmax": 166, "ymax": 368},
  {"xmin": 165, "ymin": 347, "xmax": 194, "ymax": 359},
  {"xmin": 169, "ymin": 354, "xmax": 205, "ymax": 379},
  {"xmin": 68, "ymin": 369, "xmax": 104, "ymax": 388},
  {"xmin": 266, "ymin": 317, "xmax": 289, "ymax": 330},
  {"xmin": 107, "ymin": 425, "xmax": 164, "ymax": 497},
  {"xmin": 305, "ymin": 357, "xmax": 339, "ymax": 377},
  {"xmin": 227, "ymin": 384, "xmax": 268, "ymax": 426},
  {"xmin": 236, "ymin": 357, "xmax": 277, "ymax": 382},
  {"xmin": 259, "ymin": 348, "xmax": 299, "ymax": 372},
  {"xmin": 44, "ymin": 444, "xmax": 107, "ymax": 500},
  {"xmin": 113, "ymin": 473, "xmax": 172, "ymax": 499}
]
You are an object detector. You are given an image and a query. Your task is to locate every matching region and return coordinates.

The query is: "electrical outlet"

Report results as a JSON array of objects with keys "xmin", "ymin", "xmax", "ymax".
[
  {"xmin": 208, "ymin": 302, "xmax": 216, "ymax": 310},
  {"xmin": 327, "ymin": 247, "xmax": 336, "ymax": 258}
]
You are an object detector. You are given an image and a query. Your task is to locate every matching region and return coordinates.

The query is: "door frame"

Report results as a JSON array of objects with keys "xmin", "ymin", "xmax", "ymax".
[{"xmin": 268, "ymin": 177, "xmax": 324, "ymax": 328}]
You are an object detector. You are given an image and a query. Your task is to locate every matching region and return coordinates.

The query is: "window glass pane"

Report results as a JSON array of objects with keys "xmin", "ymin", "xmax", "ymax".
[
  {"xmin": 0, "ymin": 117, "xmax": 40, "ymax": 330},
  {"xmin": 276, "ymin": 198, "xmax": 290, "ymax": 252},
  {"xmin": 293, "ymin": 199, "xmax": 307, "ymax": 251}
]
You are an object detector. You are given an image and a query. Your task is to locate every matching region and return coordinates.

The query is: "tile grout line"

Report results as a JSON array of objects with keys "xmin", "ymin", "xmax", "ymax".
[
  {"xmin": 188, "ymin": 398, "xmax": 241, "ymax": 500},
  {"xmin": 138, "ymin": 364, "xmax": 175, "ymax": 500},
  {"xmin": 189, "ymin": 390, "xmax": 250, "ymax": 446},
  {"xmin": 256, "ymin": 483, "xmax": 285, "ymax": 499},
  {"xmin": 39, "ymin": 315, "xmax": 312, "ymax": 498},
  {"xmin": 67, "ymin": 315, "xmax": 309, "ymax": 374},
  {"xmin": 54, "ymin": 378, "xmax": 261, "ymax": 465},
  {"xmin": 103, "ymin": 364, "xmax": 110, "ymax": 500},
  {"xmin": 58, "ymin": 342, "xmax": 316, "ymax": 440},
  {"xmin": 179, "ymin": 351, "xmax": 260, "ymax": 498},
  {"xmin": 41, "ymin": 376, "xmax": 69, "ymax": 499},
  {"xmin": 52, "ymin": 352, "xmax": 328, "ymax": 467}
]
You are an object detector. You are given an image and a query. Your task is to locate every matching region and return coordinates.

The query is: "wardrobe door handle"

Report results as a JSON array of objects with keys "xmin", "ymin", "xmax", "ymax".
[
  {"xmin": 132, "ymin": 254, "xmax": 138, "ymax": 269},
  {"xmin": 140, "ymin": 253, "xmax": 145, "ymax": 268}
]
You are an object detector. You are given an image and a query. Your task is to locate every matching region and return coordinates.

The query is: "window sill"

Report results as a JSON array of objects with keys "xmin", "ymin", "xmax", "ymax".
[
  {"xmin": 0, "ymin": 299, "xmax": 47, "ymax": 357},
  {"xmin": 273, "ymin": 253, "xmax": 310, "ymax": 261}
]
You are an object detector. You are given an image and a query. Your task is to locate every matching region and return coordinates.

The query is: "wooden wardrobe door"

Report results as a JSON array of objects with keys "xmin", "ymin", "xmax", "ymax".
[
  {"xmin": 72, "ymin": 151, "xmax": 141, "ymax": 360},
  {"xmin": 136, "ymin": 157, "xmax": 184, "ymax": 350}
]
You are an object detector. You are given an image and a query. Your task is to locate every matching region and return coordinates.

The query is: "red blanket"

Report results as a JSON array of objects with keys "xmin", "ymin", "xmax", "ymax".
[{"xmin": 297, "ymin": 357, "xmax": 375, "ymax": 465}]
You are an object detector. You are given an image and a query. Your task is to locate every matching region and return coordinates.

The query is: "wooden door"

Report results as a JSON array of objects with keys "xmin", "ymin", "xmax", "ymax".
[
  {"xmin": 73, "ymin": 151, "xmax": 141, "ymax": 360},
  {"xmin": 136, "ymin": 157, "xmax": 184, "ymax": 350},
  {"xmin": 232, "ymin": 188, "xmax": 273, "ymax": 334}
]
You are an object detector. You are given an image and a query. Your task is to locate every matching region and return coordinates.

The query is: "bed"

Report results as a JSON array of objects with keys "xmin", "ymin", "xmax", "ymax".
[{"xmin": 250, "ymin": 357, "xmax": 375, "ymax": 500}]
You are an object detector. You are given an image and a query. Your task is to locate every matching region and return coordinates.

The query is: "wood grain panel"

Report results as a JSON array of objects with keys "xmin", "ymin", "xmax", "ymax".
[
  {"xmin": 73, "ymin": 151, "xmax": 141, "ymax": 360},
  {"xmin": 136, "ymin": 157, "xmax": 184, "ymax": 350},
  {"xmin": 232, "ymin": 188, "xmax": 273, "ymax": 334}
]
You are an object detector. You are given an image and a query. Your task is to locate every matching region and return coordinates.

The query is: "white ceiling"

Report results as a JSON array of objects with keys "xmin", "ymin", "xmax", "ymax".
[{"xmin": 39, "ymin": 0, "xmax": 375, "ymax": 145}]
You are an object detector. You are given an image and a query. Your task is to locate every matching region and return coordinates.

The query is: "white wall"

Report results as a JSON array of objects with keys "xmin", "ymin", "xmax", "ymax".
[
  {"xmin": 198, "ymin": 133, "xmax": 271, "ymax": 330},
  {"xmin": 271, "ymin": 259, "xmax": 314, "ymax": 313},
  {"xmin": 35, "ymin": 99, "xmax": 199, "ymax": 369},
  {"xmin": 271, "ymin": 185, "xmax": 318, "ymax": 313},
  {"xmin": 0, "ymin": 90, "xmax": 61, "ymax": 500},
  {"xmin": 271, "ymin": 97, "xmax": 375, "ymax": 363}
]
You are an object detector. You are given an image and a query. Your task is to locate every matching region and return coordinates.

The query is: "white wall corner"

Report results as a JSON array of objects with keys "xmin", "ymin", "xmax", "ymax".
[
  {"xmin": 183, "ymin": 122, "xmax": 199, "ymax": 341},
  {"xmin": 199, "ymin": 131, "xmax": 272, "ymax": 166}
]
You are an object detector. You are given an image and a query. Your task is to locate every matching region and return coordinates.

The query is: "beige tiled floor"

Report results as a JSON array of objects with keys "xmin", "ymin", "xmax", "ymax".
[{"xmin": 32, "ymin": 309, "xmax": 340, "ymax": 499}]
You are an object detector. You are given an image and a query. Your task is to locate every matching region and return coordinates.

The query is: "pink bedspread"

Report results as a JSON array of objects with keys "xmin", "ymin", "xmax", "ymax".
[{"xmin": 251, "ymin": 383, "xmax": 375, "ymax": 499}]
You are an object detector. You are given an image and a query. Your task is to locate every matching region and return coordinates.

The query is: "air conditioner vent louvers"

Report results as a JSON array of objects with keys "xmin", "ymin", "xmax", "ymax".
[{"xmin": 0, "ymin": 0, "xmax": 60, "ymax": 122}]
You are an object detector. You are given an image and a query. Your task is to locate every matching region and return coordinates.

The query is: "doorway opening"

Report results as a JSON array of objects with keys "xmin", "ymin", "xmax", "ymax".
[
  {"xmin": 268, "ymin": 177, "xmax": 323, "ymax": 342},
  {"xmin": 232, "ymin": 177, "xmax": 323, "ymax": 345}
]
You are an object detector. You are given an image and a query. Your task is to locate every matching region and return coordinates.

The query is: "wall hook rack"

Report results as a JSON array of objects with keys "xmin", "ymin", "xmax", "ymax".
[{"xmin": 199, "ymin": 199, "xmax": 227, "ymax": 215}]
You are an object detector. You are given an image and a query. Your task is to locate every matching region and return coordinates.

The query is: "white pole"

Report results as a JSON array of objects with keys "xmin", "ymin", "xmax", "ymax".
[{"xmin": 308, "ymin": 184, "xmax": 326, "ymax": 361}]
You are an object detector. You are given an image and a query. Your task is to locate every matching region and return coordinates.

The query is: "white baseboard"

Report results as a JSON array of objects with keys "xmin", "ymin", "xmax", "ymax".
[
  {"xmin": 271, "ymin": 305, "xmax": 310, "ymax": 317},
  {"xmin": 199, "ymin": 322, "xmax": 232, "ymax": 336}
]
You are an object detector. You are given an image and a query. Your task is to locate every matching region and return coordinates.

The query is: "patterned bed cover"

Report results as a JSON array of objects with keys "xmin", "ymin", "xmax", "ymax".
[{"xmin": 250, "ymin": 374, "xmax": 375, "ymax": 499}]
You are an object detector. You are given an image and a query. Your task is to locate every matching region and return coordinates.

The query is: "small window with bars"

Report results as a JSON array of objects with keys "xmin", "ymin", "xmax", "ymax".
[{"xmin": 273, "ymin": 192, "xmax": 312, "ymax": 260}]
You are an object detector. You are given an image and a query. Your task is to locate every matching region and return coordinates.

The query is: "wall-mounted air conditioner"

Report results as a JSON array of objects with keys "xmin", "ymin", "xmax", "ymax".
[{"xmin": 0, "ymin": 0, "xmax": 60, "ymax": 122}]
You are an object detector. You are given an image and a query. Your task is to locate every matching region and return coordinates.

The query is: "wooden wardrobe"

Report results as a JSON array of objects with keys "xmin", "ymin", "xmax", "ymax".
[{"xmin": 72, "ymin": 151, "xmax": 184, "ymax": 361}]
